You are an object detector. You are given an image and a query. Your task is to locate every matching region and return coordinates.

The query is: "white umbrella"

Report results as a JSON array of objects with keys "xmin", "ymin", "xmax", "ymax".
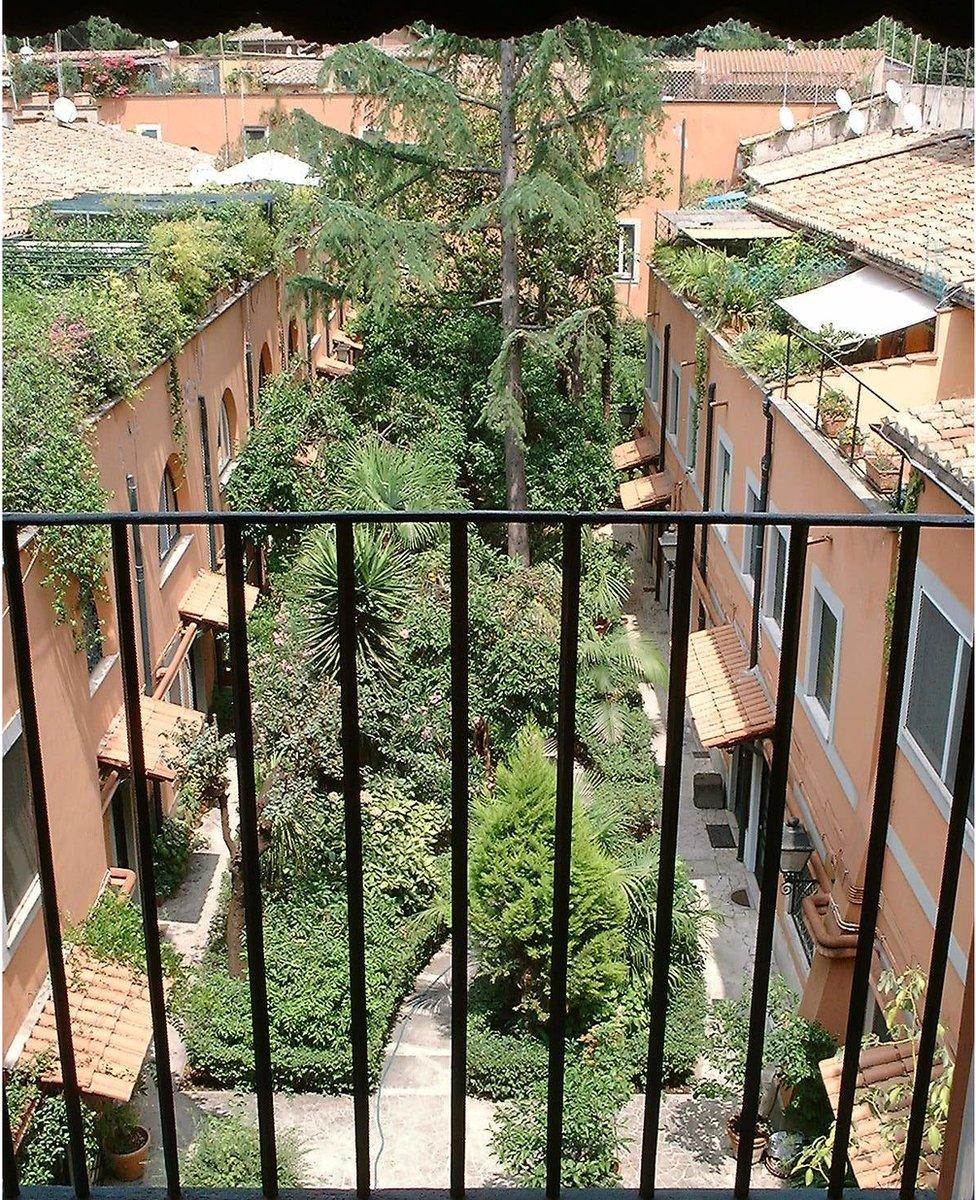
[{"xmin": 213, "ymin": 149, "xmax": 318, "ymax": 186}]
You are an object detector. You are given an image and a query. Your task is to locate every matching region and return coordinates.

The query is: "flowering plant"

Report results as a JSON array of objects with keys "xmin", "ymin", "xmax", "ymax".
[{"xmin": 84, "ymin": 55, "xmax": 137, "ymax": 97}]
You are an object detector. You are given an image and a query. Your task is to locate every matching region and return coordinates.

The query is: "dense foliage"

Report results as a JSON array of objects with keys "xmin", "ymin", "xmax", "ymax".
[
  {"xmin": 6, "ymin": 1066, "xmax": 100, "ymax": 1186},
  {"xmin": 183, "ymin": 1113, "xmax": 307, "ymax": 1187}
]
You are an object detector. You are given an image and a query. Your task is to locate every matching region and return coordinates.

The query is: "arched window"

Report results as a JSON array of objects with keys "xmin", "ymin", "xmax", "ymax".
[
  {"xmin": 158, "ymin": 465, "xmax": 180, "ymax": 562},
  {"xmin": 217, "ymin": 390, "xmax": 235, "ymax": 476},
  {"xmin": 258, "ymin": 343, "xmax": 272, "ymax": 392}
]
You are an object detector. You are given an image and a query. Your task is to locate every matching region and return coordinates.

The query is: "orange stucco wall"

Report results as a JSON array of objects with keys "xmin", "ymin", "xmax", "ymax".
[
  {"xmin": 1, "ymin": 270, "xmax": 298, "ymax": 1053},
  {"xmin": 96, "ymin": 92, "xmax": 830, "ymax": 321},
  {"xmin": 643, "ymin": 272, "xmax": 973, "ymax": 1047}
]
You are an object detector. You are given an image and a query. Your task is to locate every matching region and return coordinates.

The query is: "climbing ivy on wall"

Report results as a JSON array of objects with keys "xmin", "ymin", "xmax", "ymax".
[{"xmin": 691, "ymin": 325, "xmax": 709, "ymax": 453}]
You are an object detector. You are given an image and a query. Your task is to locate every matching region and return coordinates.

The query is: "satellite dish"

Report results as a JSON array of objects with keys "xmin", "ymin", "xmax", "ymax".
[
  {"xmin": 53, "ymin": 96, "xmax": 78, "ymax": 124},
  {"xmin": 778, "ymin": 105, "xmax": 796, "ymax": 130},
  {"xmin": 903, "ymin": 101, "xmax": 923, "ymax": 131},
  {"xmin": 886, "ymin": 79, "xmax": 903, "ymax": 104},
  {"xmin": 18, "ymin": 42, "xmax": 34, "ymax": 59},
  {"xmin": 835, "ymin": 88, "xmax": 852, "ymax": 112},
  {"xmin": 162, "ymin": 39, "xmax": 180, "ymax": 51},
  {"xmin": 846, "ymin": 109, "xmax": 867, "ymax": 136}
]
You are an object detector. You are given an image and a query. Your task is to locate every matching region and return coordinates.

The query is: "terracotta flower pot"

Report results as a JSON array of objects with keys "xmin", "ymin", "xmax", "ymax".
[
  {"xmin": 726, "ymin": 1113, "xmax": 770, "ymax": 1164},
  {"xmin": 820, "ymin": 414, "xmax": 849, "ymax": 440},
  {"xmin": 105, "ymin": 1125, "xmax": 151, "ymax": 1182},
  {"xmin": 865, "ymin": 458, "xmax": 900, "ymax": 493}
]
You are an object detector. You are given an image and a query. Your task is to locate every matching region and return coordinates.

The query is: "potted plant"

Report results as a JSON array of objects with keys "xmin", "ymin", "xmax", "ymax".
[
  {"xmin": 619, "ymin": 400, "xmax": 638, "ymax": 429},
  {"xmin": 818, "ymin": 387, "xmax": 853, "ymax": 439},
  {"xmin": 863, "ymin": 442, "xmax": 901, "ymax": 493},
  {"xmin": 96, "ymin": 1103, "xmax": 150, "ymax": 1182},
  {"xmin": 726, "ymin": 1111, "xmax": 771, "ymax": 1163}
]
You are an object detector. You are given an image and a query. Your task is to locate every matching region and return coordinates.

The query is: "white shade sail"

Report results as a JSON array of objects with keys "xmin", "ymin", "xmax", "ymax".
[
  {"xmin": 213, "ymin": 150, "xmax": 319, "ymax": 186},
  {"xmin": 776, "ymin": 266, "xmax": 938, "ymax": 341}
]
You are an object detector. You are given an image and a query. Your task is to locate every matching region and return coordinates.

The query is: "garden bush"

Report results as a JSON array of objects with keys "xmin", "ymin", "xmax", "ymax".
[
  {"xmin": 621, "ymin": 970, "xmax": 709, "ymax": 1086},
  {"xmin": 71, "ymin": 889, "xmax": 181, "ymax": 978},
  {"xmin": 466, "ymin": 979, "xmax": 551, "ymax": 1101},
  {"xmin": 469, "ymin": 727, "xmax": 627, "ymax": 1028},
  {"xmin": 183, "ymin": 1113, "xmax": 306, "ymax": 1187},
  {"xmin": 6, "ymin": 1067, "xmax": 99, "ymax": 1187},
  {"xmin": 152, "ymin": 809, "xmax": 198, "ymax": 900}
]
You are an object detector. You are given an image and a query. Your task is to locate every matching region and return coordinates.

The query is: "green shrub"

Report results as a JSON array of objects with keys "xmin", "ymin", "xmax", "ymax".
[
  {"xmin": 183, "ymin": 1113, "xmax": 306, "ymax": 1187},
  {"xmin": 152, "ymin": 810, "xmax": 198, "ymax": 900},
  {"xmin": 71, "ymin": 889, "xmax": 181, "ymax": 978},
  {"xmin": 469, "ymin": 727, "xmax": 627, "ymax": 1028},
  {"xmin": 622, "ymin": 969, "xmax": 709, "ymax": 1086},
  {"xmin": 6, "ymin": 1067, "xmax": 99, "ymax": 1186},
  {"xmin": 466, "ymin": 979, "xmax": 550, "ymax": 1101}
]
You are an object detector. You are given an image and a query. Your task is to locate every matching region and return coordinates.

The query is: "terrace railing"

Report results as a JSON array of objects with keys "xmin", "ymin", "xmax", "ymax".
[{"xmin": 2, "ymin": 507, "xmax": 973, "ymax": 1200}]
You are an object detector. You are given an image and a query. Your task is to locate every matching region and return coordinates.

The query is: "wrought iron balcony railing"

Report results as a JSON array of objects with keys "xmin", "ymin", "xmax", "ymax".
[{"xmin": 2, "ymin": 507, "xmax": 973, "ymax": 1200}]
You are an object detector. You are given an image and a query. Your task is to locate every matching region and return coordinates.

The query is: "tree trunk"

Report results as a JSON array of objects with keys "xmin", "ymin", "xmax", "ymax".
[
  {"xmin": 601, "ymin": 317, "xmax": 614, "ymax": 422},
  {"xmin": 499, "ymin": 37, "xmax": 529, "ymax": 564},
  {"xmin": 226, "ymin": 856, "xmax": 246, "ymax": 979}
]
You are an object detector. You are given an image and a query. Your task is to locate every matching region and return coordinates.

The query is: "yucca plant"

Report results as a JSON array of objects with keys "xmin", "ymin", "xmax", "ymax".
[
  {"xmin": 335, "ymin": 434, "xmax": 462, "ymax": 550},
  {"xmin": 296, "ymin": 525, "xmax": 411, "ymax": 677}
]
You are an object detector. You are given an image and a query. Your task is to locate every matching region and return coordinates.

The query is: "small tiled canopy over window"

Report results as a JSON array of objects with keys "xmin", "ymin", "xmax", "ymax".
[{"xmin": 98, "ymin": 696, "xmax": 204, "ymax": 782}]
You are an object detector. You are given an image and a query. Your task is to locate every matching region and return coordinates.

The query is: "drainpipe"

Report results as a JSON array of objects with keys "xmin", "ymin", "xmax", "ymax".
[
  {"xmin": 126, "ymin": 476, "xmax": 153, "ymax": 696},
  {"xmin": 244, "ymin": 341, "xmax": 256, "ymax": 429},
  {"xmin": 198, "ymin": 398, "xmax": 218, "ymax": 571},
  {"xmin": 699, "ymin": 383, "xmax": 717, "ymax": 584},
  {"xmin": 657, "ymin": 323, "xmax": 671, "ymax": 472},
  {"xmin": 749, "ymin": 395, "xmax": 775, "ymax": 668}
]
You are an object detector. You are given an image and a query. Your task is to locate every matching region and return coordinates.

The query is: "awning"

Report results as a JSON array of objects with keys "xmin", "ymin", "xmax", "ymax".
[
  {"xmin": 317, "ymin": 355, "xmax": 355, "ymax": 378},
  {"xmin": 820, "ymin": 1041, "xmax": 944, "ymax": 1189},
  {"xmin": 98, "ymin": 696, "xmax": 205, "ymax": 782},
  {"xmin": 619, "ymin": 470, "xmax": 673, "ymax": 511},
  {"xmin": 777, "ymin": 266, "xmax": 938, "ymax": 341},
  {"xmin": 19, "ymin": 947, "xmax": 166, "ymax": 1102},
  {"xmin": 686, "ymin": 624, "xmax": 775, "ymax": 748},
  {"xmin": 333, "ymin": 329, "xmax": 363, "ymax": 351},
  {"xmin": 659, "ymin": 207, "xmax": 789, "ymax": 241},
  {"xmin": 179, "ymin": 568, "xmax": 259, "ymax": 630},
  {"xmin": 612, "ymin": 434, "xmax": 657, "ymax": 472}
]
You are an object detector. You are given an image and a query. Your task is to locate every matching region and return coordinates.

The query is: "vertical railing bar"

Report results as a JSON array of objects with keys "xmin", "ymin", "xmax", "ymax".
[
  {"xmin": 900, "ymin": 662, "xmax": 974, "ymax": 1198},
  {"xmin": 3, "ymin": 1082, "xmax": 19, "ymax": 1199},
  {"xmin": 336, "ymin": 520, "xmax": 371, "ymax": 1197},
  {"xmin": 1, "ymin": 523, "xmax": 90, "ymax": 1200},
  {"xmin": 223, "ymin": 518, "xmax": 279, "ymax": 1198},
  {"xmin": 827, "ymin": 523, "xmax": 920, "ymax": 1198},
  {"xmin": 851, "ymin": 382, "xmax": 862, "ymax": 466},
  {"xmin": 449, "ymin": 521, "xmax": 470, "ymax": 1198},
  {"xmin": 109, "ymin": 526, "xmax": 181, "ymax": 1197},
  {"xmin": 733, "ymin": 519, "xmax": 810, "ymax": 1198},
  {"xmin": 544, "ymin": 518, "xmax": 583, "ymax": 1200},
  {"xmin": 639, "ymin": 522, "xmax": 695, "ymax": 1198}
]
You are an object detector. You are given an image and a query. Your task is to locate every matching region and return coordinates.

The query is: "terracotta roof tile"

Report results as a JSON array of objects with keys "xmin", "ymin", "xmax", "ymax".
[
  {"xmin": 19, "ymin": 948, "xmax": 165, "ymax": 1102},
  {"xmin": 618, "ymin": 470, "xmax": 673, "ymax": 511},
  {"xmin": 612, "ymin": 435, "xmax": 657, "ymax": 472},
  {"xmin": 97, "ymin": 695, "xmax": 204, "ymax": 782},
  {"xmin": 686, "ymin": 624, "xmax": 775, "ymax": 748},
  {"xmin": 879, "ymin": 396, "xmax": 974, "ymax": 506},
  {"xmin": 696, "ymin": 47, "xmax": 880, "ymax": 83},
  {"xmin": 820, "ymin": 1041, "xmax": 944, "ymax": 1190},
  {"xmin": 178, "ymin": 568, "xmax": 259, "ymax": 629},
  {"xmin": 2, "ymin": 118, "xmax": 212, "ymax": 237},
  {"xmin": 746, "ymin": 132, "xmax": 974, "ymax": 299}
]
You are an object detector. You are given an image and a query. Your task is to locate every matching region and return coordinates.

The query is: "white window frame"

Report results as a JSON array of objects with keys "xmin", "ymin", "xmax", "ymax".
[
  {"xmin": 686, "ymin": 383, "xmax": 699, "ymax": 470},
  {"xmin": 243, "ymin": 125, "xmax": 269, "ymax": 145},
  {"xmin": 135, "ymin": 123, "xmax": 162, "ymax": 140},
  {"xmin": 615, "ymin": 220, "xmax": 639, "ymax": 283},
  {"xmin": 217, "ymin": 396, "xmax": 234, "ymax": 482},
  {"xmin": 899, "ymin": 561, "xmax": 973, "ymax": 821},
  {"xmin": 804, "ymin": 567, "xmax": 843, "ymax": 742},
  {"xmin": 158, "ymin": 467, "xmax": 180, "ymax": 564},
  {"xmin": 714, "ymin": 429, "xmax": 733, "ymax": 542},
  {"xmin": 3, "ymin": 713, "xmax": 41, "ymax": 966},
  {"xmin": 762, "ymin": 513, "xmax": 789, "ymax": 646},
  {"xmin": 667, "ymin": 363, "xmax": 681, "ymax": 442}
]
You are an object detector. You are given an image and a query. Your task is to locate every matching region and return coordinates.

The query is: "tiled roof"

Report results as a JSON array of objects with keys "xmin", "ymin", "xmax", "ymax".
[
  {"xmin": 20, "ymin": 947, "xmax": 163, "ymax": 1102},
  {"xmin": 820, "ymin": 1041, "xmax": 943, "ymax": 1190},
  {"xmin": 612, "ymin": 435, "xmax": 657, "ymax": 472},
  {"xmin": 179, "ymin": 568, "xmax": 260, "ymax": 629},
  {"xmin": 619, "ymin": 470, "xmax": 673, "ymax": 511},
  {"xmin": 686, "ymin": 625, "xmax": 775, "ymax": 749},
  {"xmin": 98, "ymin": 695, "xmax": 204, "ymax": 782},
  {"xmin": 878, "ymin": 396, "xmax": 975, "ymax": 507},
  {"xmin": 696, "ymin": 47, "xmax": 880, "ymax": 82},
  {"xmin": 2, "ymin": 118, "xmax": 212, "ymax": 236},
  {"xmin": 746, "ymin": 132, "xmax": 974, "ymax": 299},
  {"xmin": 261, "ymin": 59, "xmax": 326, "ymax": 87}
]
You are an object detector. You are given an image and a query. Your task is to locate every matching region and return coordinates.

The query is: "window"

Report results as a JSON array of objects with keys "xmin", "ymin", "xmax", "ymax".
[
  {"xmin": 806, "ymin": 582, "xmax": 842, "ymax": 734},
  {"xmin": 616, "ymin": 221, "xmax": 638, "ymax": 282},
  {"xmin": 686, "ymin": 385, "xmax": 698, "ymax": 469},
  {"xmin": 243, "ymin": 125, "xmax": 269, "ymax": 146},
  {"xmin": 905, "ymin": 589, "xmax": 972, "ymax": 791},
  {"xmin": 646, "ymin": 333, "xmax": 661, "ymax": 405},
  {"xmin": 158, "ymin": 466, "xmax": 180, "ymax": 562},
  {"xmin": 167, "ymin": 657, "xmax": 194, "ymax": 710},
  {"xmin": 613, "ymin": 139, "xmax": 638, "ymax": 165},
  {"xmin": 714, "ymin": 433, "xmax": 732, "ymax": 539},
  {"xmin": 667, "ymin": 365, "xmax": 680, "ymax": 438},
  {"xmin": 764, "ymin": 525, "xmax": 788, "ymax": 628},
  {"xmin": 743, "ymin": 482, "xmax": 761, "ymax": 581},
  {"xmin": 81, "ymin": 587, "xmax": 103, "ymax": 674},
  {"xmin": 4, "ymin": 727, "xmax": 39, "ymax": 939},
  {"xmin": 135, "ymin": 123, "xmax": 161, "ymax": 139},
  {"xmin": 217, "ymin": 394, "xmax": 234, "ymax": 477}
]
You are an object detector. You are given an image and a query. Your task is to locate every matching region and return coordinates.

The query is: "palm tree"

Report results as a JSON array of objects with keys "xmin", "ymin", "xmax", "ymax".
[
  {"xmin": 578, "ymin": 622, "xmax": 667, "ymax": 745},
  {"xmin": 335, "ymin": 434, "xmax": 463, "ymax": 550},
  {"xmin": 296, "ymin": 525, "xmax": 411, "ymax": 677}
]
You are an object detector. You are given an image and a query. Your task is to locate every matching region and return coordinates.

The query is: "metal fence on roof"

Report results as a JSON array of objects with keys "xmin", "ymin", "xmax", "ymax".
[{"xmin": 1, "ymin": 239, "xmax": 147, "ymax": 286}]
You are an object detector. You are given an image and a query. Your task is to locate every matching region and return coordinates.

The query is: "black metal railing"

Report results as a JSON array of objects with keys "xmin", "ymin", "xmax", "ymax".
[
  {"xmin": 2, "ymin": 507, "xmax": 974, "ymax": 1200},
  {"xmin": 780, "ymin": 330, "xmax": 915, "ymax": 507}
]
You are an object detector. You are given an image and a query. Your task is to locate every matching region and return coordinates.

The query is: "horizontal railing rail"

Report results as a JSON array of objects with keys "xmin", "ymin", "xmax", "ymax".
[{"xmin": 2, "ymin": 508, "xmax": 973, "ymax": 1200}]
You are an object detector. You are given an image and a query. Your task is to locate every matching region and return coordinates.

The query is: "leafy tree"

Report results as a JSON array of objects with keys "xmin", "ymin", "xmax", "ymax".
[
  {"xmin": 296, "ymin": 23, "xmax": 664, "ymax": 562},
  {"xmin": 469, "ymin": 725, "xmax": 628, "ymax": 1027}
]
